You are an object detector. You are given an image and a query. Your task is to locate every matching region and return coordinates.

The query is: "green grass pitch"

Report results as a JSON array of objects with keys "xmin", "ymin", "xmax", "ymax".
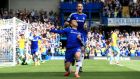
[{"xmin": 0, "ymin": 60, "xmax": 140, "ymax": 79}]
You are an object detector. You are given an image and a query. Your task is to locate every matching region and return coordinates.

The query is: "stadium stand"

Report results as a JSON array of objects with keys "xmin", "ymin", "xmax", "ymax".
[{"xmin": 0, "ymin": 0, "xmax": 140, "ymax": 65}]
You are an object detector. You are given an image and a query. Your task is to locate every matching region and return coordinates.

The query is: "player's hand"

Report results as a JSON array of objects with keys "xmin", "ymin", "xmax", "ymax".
[
  {"xmin": 77, "ymin": 34, "xmax": 82, "ymax": 40},
  {"xmin": 46, "ymin": 26, "xmax": 55, "ymax": 31},
  {"xmin": 64, "ymin": 22, "xmax": 69, "ymax": 26},
  {"xmin": 84, "ymin": 23, "xmax": 88, "ymax": 30}
]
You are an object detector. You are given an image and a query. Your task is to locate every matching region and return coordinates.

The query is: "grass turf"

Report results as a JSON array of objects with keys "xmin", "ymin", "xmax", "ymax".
[{"xmin": 0, "ymin": 60, "xmax": 140, "ymax": 79}]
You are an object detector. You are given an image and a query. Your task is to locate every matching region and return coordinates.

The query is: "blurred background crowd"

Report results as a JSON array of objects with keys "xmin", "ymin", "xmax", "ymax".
[{"xmin": 0, "ymin": 0, "xmax": 140, "ymax": 65}]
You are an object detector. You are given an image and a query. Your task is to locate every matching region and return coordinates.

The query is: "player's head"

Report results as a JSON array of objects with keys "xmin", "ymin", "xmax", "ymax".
[
  {"xmin": 20, "ymin": 34, "xmax": 24, "ymax": 38},
  {"xmin": 33, "ymin": 30, "xmax": 37, "ymax": 36},
  {"xmin": 77, "ymin": 3, "xmax": 83, "ymax": 14},
  {"xmin": 114, "ymin": 29, "xmax": 119, "ymax": 34},
  {"xmin": 70, "ymin": 20, "xmax": 78, "ymax": 28}
]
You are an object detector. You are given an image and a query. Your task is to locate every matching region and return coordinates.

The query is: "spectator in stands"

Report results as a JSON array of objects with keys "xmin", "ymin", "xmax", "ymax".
[{"xmin": 103, "ymin": 0, "xmax": 122, "ymax": 18}]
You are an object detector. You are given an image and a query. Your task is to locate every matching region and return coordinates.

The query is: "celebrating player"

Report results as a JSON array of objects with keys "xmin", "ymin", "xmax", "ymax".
[
  {"xmin": 50, "ymin": 20, "xmax": 82, "ymax": 78},
  {"xmin": 29, "ymin": 30, "xmax": 41, "ymax": 66},
  {"xmin": 65, "ymin": 3, "xmax": 87, "ymax": 72}
]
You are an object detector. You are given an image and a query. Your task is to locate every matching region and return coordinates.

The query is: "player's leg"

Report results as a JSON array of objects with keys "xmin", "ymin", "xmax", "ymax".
[
  {"xmin": 41, "ymin": 52, "xmax": 46, "ymax": 63},
  {"xmin": 36, "ymin": 50, "xmax": 41, "ymax": 66},
  {"xmin": 17, "ymin": 48, "xmax": 23, "ymax": 64},
  {"xmin": 114, "ymin": 47, "xmax": 120, "ymax": 64},
  {"xmin": 19, "ymin": 48, "xmax": 24, "ymax": 58},
  {"xmin": 109, "ymin": 52, "xmax": 114, "ymax": 64},
  {"xmin": 64, "ymin": 61, "xmax": 71, "ymax": 76},
  {"xmin": 74, "ymin": 51, "xmax": 81, "ymax": 78},
  {"xmin": 64, "ymin": 50, "xmax": 72, "ymax": 77},
  {"xmin": 31, "ymin": 49, "xmax": 39, "ymax": 66},
  {"xmin": 109, "ymin": 46, "xmax": 117, "ymax": 64},
  {"xmin": 39, "ymin": 53, "xmax": 43, "ymax": 62},
  {"xmin": 25, "ymin": 53, "xmax": 32, "ymax": 65},
  {"xmin": 108, "ymin": 47, "xmax": 114, "ymax": 64},
  {"xmin": 79, "ymin": 46, "xmax": 85, "ymax": 72},
  {"xmin": 31, "ymin": 49, "xmax": 35, "ymax": 65},
  {"xmin": 64, "ymin": 59, "xmax": 73, "ymax": 73}
]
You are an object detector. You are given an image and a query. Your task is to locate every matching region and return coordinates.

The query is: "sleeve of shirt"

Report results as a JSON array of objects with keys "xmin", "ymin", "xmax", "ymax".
[
  {"xmin": 67, "ymin": 13, "xmax": 76, "ymax": 22},
  {"xmin": 29, "ymin": 35, "xmax": 33, "ymax": 40},
  {"xmin": 50, "ymin": 28, "xmax": 69, "ymax": 34},
  {"xmin": 38, "ymin": 36, "xmax": 42, "ymax": 40}
]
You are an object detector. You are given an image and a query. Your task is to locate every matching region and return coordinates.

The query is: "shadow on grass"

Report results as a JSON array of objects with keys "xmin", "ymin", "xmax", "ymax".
[{"xmin": 0, "ymin": 71, "xmax": 140, "ymax": 79}]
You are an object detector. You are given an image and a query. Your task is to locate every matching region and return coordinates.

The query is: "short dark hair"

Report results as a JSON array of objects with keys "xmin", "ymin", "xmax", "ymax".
[
  {"xmin": 70, "ymin": 19, "xmax": 77, "ymax": 24},
  {"xmin": 77, "ymin": 3, "xmax": 83, "ymax": 7},
  {"xmin": 114, "ymin": 29, "xmax": 119, "ymax": 32}
]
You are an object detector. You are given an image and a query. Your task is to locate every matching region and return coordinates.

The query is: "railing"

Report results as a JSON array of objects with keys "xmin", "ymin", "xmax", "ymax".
[{"xmin": 101, "ymin": 17, "xmax": 140, "ymax": 26}]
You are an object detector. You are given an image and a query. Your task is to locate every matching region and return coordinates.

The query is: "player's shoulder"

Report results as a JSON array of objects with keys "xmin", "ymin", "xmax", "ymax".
[
  {"xmin": 112, "ymin": 33, "xmax": 117, "ymax": 37},
  {"xmin": 112, "ymin": 33, "xmax": 115, "ymax": 35},
  {"xmin": 81, "ymin": 13, "xmax": 87, "ymax": 16},
  {"xmin": 36, "ymin": 35, "xmax": 41, "ymax": 38},
  {"xmin": 112, "ymin": 33, "xmax": 117, "ymax": 36},
  {"xmin": 111, "ymin": 33, "xmax": 114, "ymax": 37},
  {"xmin": 64, "ymin": 27, "xmax": 71, "ymax": 31},
  {"xmin": 69, "ymin": 12, "xmax": 77, "ymax": 16},
  {"xmin": 82, "ymin": 13, "xmax": 87, "ymax": 15},
  {"xmin": 70, "ymin": 12, "xmax": 86, "ymax": 16}
]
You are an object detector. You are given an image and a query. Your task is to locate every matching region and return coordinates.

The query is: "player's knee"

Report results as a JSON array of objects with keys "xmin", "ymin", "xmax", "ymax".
[
  {"xmin": 75, "ymin": 52, "xmax": 81, "ymax": 60},
  {"xmin": 81, "ymin": 47, "xmax": 85, "ymax": 51},
  {"xmin": 76, "ymin": 59, "xmax": 80, "ymax": 62},
  {"xmin": 76, "ymin": 52, "xmax": 81, "ymax": 56},
  {"xmin": 65, "ymin": 62, "xmax": 71, "ymax": 68}
]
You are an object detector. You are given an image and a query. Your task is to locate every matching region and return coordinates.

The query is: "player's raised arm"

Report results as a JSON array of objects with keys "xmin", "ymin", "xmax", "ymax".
[
  {"xmin": 64, "ymin": 14, "xmax": 71, "ymax": 26},
  {"xmin": 50, "ymin": 28, "xmax": 69, "ymax": 34},
  {"xmin": 64, "ymin": 13, "xmax": 76, "ymax": 26},
  {"xmin": 64, "ymin": 21, "xmax": 70, "ymax": 26},
  {"xmin": 84, "ymin": 22, "xmax": 88, "ymax": 30},
  {"xmin": 77, "ymin": 34, "xmax": 85, "ymax": 47}
]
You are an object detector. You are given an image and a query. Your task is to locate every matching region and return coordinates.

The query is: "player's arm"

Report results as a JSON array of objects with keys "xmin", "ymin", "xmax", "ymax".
[
  {"xmin": 84, "ymin": 14, "xmax": 88, "ymax": 30},
  {"xmin": 64, "ymin": 13, "xmax": 74, "ymax": 26},
  {"xmin": 77, "ymin": 34, "xmax": 86, "ymax": 47},
  {"xmin": 84, "ymin": 22, "xmax": 88, "ymax": 30},
  {"xmin": 29, "ymin": 35, "xmax": 33, "ymax": 41},
  {"xmin": 50, "ymin": 28, "xmax": 68, "ymax": 34},
  {"xmin": 64, "ymin": 22, "xmax": 70, "ymax": 26},
  {"xmin": 64, "ymin": 14, "xmax": 71, "ymax": 26}
]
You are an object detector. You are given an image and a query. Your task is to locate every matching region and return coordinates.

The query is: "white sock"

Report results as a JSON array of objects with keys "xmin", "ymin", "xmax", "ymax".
[
  {"xmin": 75, "ymin": 60, "xmax": 80, "ymax": 74},
  {"xmin": 109, "ymin": 55, "xmax": 114, "ymax": 64},
  {"xmin": 115, "ymin": 55, "xmax": 120, "ymax": 63},
  {"xmin": 69, "ymin": 66, "xmax": 72, "ymax": 72},
  {"xmin": 79, "ymin": 53, "xmax": 84, "ymax": 67}
]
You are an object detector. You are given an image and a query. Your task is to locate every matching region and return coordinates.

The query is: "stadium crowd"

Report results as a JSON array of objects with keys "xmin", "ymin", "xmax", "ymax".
[
  {"xmin": 0, "ymin": 0, "xmax": 140, "ymax": 65},
  {"xmin": 0, "ymin": 8, "xmax": 59, "ymax": 25},
  {"xmin": 85, "ymin": 29, "xmax": 140, "ymax": 58},
  {"xmin": 102, "ymin": 0, "xmax": 140, "ymax": 18},
  {"xmin": 102, "ymin": 0, "xmax": 122, "ymax": 18},
  {"xmin": 129, "ymin": 0, "xmax": 140, "ymax": 17}
]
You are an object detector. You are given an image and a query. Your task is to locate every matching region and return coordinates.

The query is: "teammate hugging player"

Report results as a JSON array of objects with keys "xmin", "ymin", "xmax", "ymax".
[
  {"xmin": 65, "ymin": 3, "xmax": 87, "ymax": 72},
  {"xmin": 50, "ymin": 20, "xmax": 83, "ymax": 78}
]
